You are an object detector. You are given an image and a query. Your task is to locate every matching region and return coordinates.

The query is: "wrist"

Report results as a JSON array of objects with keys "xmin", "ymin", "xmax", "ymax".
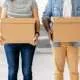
[{"xmin": 35, "ymin": 32, "xmax": 40, "ymax": 37}]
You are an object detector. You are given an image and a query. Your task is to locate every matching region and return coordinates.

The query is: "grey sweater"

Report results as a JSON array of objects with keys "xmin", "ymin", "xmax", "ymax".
[{"xmin": 3, "ymin": 0, "xmax": 37, "ymax": 18}]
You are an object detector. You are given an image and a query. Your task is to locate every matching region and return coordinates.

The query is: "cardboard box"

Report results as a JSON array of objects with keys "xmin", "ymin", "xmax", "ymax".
[
  {"xmin": 0, "ymin": 7, "xmax": 2, "ymax": 43},
  {"xmin": 0, "ymin": 7, "xmax": 1, "ymax": 17},
  {"xmin": 0, "ymin": 18, "xmax": 36, "ymax": 45},
  {"xmin": 51, "ymin": 17, "xmax": 80, "ymax": 42}
]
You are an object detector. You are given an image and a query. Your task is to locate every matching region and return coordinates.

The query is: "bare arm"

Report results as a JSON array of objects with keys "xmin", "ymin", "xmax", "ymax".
[
  {"xmin": 42, "ymin": 0, "xmax": 52, "ymax": 32},
  {"xmin": 42, "ymin": 0, "xmax": 53, "ymax": 40},
  {"xmin": 1, "ymin": 7, "xmax": 7, "ymax": 18},
  {"xmin": 42, "ymin": 17, "xmax": 53, "ymax": 40},
  {"xmin": 0, "ymin": 7, "xmax": 7, "ymax": 43},
  {"xmin": 32, "ymin": 5, "xmax": 40, "ymax": 36},
  {"xmin": 42, "ymin": 17, "xmax": 51, "ymax": 32}
]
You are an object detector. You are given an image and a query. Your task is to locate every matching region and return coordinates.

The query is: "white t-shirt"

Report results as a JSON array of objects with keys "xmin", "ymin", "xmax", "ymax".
[
  {"xmin": 63, "ymin": 0, "xmax": 72, "ymax": 17},
  {"xmin": 3, "ymin": 0, "xmax": 37, "ymax": 18}
]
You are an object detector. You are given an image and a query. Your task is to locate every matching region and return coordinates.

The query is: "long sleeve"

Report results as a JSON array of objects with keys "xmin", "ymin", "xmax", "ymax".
[
  {"xmin": 63, "ymin": 0, "xmax": 72, "ymax": 17},
  {"xmin": 42, "ymin": 0, "xmax": 52, "ymax": 20}
]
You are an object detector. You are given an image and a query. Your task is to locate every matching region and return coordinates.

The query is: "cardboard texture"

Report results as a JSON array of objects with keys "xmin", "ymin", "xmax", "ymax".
[
  {"xmin": 0, "ymin": 7, "xmax": 1, "ymax": 42},
  {"xmin": 0, "ymin": 18, "xmax": 36, "ymax": 45},
  {"xmin": 0, "ymin": 7, "xmax": 1, "ymax": 17},
  {"xmin": 51, "ymin": 17, "xmax": 80, "ymax": 42}
]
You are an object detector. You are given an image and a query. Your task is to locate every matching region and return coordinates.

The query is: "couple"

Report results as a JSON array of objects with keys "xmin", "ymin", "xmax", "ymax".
[{"xmin": 1, "ymin": 0, "xmax": 80, "ymax": 80}]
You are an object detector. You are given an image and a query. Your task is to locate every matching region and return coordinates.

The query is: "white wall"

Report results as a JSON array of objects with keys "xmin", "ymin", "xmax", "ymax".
[{"xmin": 0, "ymin": 0, "xmax": 5, "ymax": 6}]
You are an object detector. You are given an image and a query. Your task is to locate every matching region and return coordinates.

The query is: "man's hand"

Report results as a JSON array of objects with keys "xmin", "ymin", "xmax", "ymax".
[
  {"xmin": 48, "ymin": 28, "xmax": 53, "ymax": 41},
  {"xmin": 33, "ymin": 33, "xmax": 39, "ymax": 45}
]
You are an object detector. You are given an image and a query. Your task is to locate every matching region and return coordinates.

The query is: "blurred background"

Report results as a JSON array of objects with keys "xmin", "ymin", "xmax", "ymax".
[{"xmin": 0, "ymin": 0, "xmax": 80, "ymax": 80}]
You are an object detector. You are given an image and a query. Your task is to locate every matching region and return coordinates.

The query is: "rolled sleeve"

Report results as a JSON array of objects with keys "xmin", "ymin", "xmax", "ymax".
[{"xmin": 42, "ymin": 0, "xmax": 52, "ymax": 20}]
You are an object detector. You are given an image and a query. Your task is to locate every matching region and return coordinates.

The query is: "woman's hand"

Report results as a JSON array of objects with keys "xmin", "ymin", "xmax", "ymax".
[
  {"xmin": 0, "ymin": 36, "xmax": 5, "ymax": 45},
  {"xmin": 33, "ymin": 33, "xmax": 39, "ymax": 45},
  {"xmin": 0, "ymin": 33, "xmax": 3, "ymax": 44}
]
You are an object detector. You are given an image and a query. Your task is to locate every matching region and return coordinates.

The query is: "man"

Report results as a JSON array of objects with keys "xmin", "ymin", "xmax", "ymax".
[{"xmin": 42, "ymin": 0, "xmax": 79, "ymax": 80}]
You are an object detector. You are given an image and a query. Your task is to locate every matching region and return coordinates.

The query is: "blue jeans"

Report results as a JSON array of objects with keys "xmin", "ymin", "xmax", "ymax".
[{"xmin": 4, "ymin": 43, "xmax": 36, "ymax": 80}]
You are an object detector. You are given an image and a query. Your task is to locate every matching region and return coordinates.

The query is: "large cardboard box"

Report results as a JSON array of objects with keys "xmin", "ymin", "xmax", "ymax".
[
  {"xmin": 51, "ymin": 17, "xmax": 80, "ymax": 42},
  {"xmin": 0, "ymin": 18, "xmax": 36, "ymax": 45},
  {"xmin": 0, "ymin": 7, "xmax": 1, "ymax": 17},
  {"xmin": 0, "ymin": 7, "xmax": 2, "ymax": 42}
]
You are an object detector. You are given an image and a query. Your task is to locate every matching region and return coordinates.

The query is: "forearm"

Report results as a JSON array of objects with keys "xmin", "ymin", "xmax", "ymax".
[
  {"xmin": 32, "ymin": 6, "xmax": 40, "ymax": 36},
  {"xmin": 1, "ymin": 7, "xmax": 7, "ymax": 18},
  {"xmin": 0, "ymin": 7, "xmax": 7, "ymax": 39},
  {"xmin": 42, "ymin": 17, "xmax": 51, "ymax": 32},
  {"xmin": 35, "ymin": 18, "xmax": 40, "ymax": 36}
]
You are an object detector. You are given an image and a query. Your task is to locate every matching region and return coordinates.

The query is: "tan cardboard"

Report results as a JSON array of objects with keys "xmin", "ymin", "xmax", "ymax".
[
  {"xmin": 0, "ymin": 18, "xmax": 36, "ymax": 45},
  {"xmin": 0, "ymin": 7, "xmax": 2, "ymax": 43},
  {"xmin": 51, "ymin": 17, "xmax": 80, "ymax": 42}
]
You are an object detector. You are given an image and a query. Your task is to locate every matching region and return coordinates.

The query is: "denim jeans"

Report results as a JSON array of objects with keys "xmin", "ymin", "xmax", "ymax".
[{"xmin": 4, "ymin": 43, "xmax": 36, "ymax": 80}]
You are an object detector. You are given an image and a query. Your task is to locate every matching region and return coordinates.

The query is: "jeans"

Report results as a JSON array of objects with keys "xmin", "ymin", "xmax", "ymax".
[{"xmin": 4, "ymin": 43, "xmax": 36, "ymax": 80}]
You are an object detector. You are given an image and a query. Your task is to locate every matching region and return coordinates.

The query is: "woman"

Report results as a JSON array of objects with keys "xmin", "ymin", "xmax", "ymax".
[
  {"xmin": 42, "ymin": 0, "xmax": 79, "ymax": 80},
  {"xmin": 1, "ymin": 0, "xmax": 40, "ymax": 80}
]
